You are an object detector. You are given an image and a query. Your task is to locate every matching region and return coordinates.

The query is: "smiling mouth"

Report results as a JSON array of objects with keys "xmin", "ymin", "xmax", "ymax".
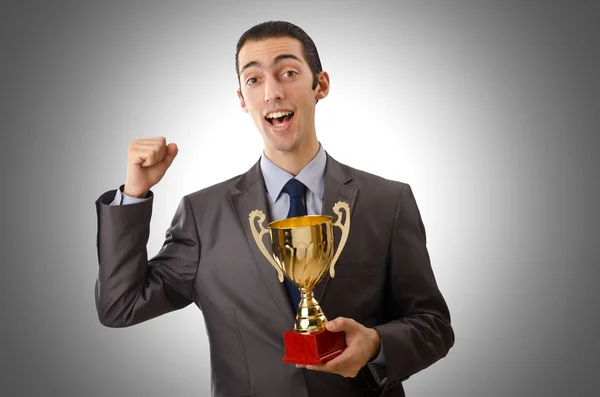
[{"xmin": 265, "ymin": 112, "xmax": 294, "ymax": 127}]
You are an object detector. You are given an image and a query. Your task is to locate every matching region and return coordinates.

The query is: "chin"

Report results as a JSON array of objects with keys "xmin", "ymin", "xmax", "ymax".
[
  {"xmin": 265, "ymin": 136, "xmax": 298, "ymax": 153},
  {"xmin": 271, "ymin": 141, "xmax": 297, "ymax": 153},
  {"xmin": 260, "ymin": 130, "xmax": 294, "ymax": 151}
]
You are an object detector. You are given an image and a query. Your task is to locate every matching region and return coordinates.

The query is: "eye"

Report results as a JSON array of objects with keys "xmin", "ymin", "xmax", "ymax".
[
  {"xmin": 246, "ymin": 77, "xmax": 258, "ymax": 85},
  {"xmin": 282, "ymin": 71, "xmax": 298, "ymax": 78}
]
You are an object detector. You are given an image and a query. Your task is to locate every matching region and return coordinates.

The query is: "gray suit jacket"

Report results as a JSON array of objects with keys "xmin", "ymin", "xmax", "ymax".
[{"xmin": 94, "ymin": 153, "xmax": 454, "ymax": 397}]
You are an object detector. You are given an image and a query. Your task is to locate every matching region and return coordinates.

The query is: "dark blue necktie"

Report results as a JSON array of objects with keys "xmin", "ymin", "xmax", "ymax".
[{"xmin": 281, "ymin": 178, "xmax": 307, "ymax": 311}]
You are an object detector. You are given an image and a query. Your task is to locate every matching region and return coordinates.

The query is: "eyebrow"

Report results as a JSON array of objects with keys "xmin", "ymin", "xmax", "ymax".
[{"xmin": 240, "ymin": 54, "xmax": 304, "ymax": 75}]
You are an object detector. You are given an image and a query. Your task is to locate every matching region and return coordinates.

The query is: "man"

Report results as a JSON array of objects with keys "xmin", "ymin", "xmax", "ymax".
[{"xmin": 94, "ymin": 21, "xmax": 454, "ymax": 397}]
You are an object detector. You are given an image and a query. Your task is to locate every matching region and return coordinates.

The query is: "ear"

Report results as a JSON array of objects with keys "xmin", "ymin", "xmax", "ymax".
[
  {"xmin": 237, "ymin": 88, "xmax": 248, "ymax": 113},
  {"xmin": 315, "ymin": 71, "xmax": 330, "ymax": 101}
]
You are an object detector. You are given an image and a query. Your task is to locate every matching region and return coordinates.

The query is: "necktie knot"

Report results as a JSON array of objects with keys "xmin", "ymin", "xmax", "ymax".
[
  {"xmin": 282, "ymin": 178, "xmax": 307, "ymax": 219},
  {"xmin": 282, "ymin": 178, "xmax": 306, "ymax": 199}
]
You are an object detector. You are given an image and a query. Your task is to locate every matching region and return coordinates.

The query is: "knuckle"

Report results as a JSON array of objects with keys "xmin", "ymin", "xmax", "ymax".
[{"xmin": 145, "ymin": 152, "xmax": 155, "ymax": 162}]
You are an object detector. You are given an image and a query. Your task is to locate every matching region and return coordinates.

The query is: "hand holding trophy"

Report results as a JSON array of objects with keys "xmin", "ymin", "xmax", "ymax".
[{"xmin": 249, "ymin": 202, "xmax": 351, "ymax": 365}]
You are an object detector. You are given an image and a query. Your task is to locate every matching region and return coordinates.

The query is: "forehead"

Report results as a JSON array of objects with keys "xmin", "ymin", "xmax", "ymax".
[{"xmin": 238, "ymin": 37, "xmax": 305, "ymax": 71}]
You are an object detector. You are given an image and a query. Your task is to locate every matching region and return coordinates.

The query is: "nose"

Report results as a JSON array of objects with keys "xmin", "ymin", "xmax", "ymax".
[{"xmin": 264, "ymin": 76, "xmax": 284, "ymax": 102}]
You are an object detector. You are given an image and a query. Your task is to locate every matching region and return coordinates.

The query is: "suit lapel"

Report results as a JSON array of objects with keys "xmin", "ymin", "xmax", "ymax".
[
  {"xmin": 314, "ymin": 153, "xmax": 358, "ymax": 304},
  {"xmin": 230, "ymin": 160, "xmax": 296, "ymax": 324}
]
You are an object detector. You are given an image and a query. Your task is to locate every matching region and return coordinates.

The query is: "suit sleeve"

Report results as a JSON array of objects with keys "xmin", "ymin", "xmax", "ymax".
[
  {"xmin": 374, "ymin": 183, "xmax": 455, "ymax": 390},
  {"xmin": 94, "ymin": 188, "xmax": 200, "ymax": 327}
]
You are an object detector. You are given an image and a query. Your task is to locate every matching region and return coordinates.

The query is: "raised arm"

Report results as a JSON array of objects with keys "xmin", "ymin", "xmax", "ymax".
[{"xmin": 94, "ymin": 136, "xmax": 199, "ymax": 327}]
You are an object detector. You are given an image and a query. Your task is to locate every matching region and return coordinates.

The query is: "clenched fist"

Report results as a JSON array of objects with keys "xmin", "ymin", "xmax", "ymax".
[{"xmin": 124, "ymin": 137, "xmax": 178, "ymax": 197}]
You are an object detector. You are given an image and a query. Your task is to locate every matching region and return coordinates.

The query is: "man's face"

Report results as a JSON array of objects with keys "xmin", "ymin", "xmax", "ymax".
[{"xmin": 237, "ymin": 37, "xmax": 329, "ymax": 154}]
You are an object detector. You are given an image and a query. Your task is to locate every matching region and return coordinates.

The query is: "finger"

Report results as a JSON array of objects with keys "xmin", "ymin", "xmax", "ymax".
[
  {"xmin": 133, "ymin": 136, "xmax": 167, "ymax": 145},
  {"xmin": 129, "ymin": 137, "xmax": 167, "ymax": 159},
  {"xmin": 305, "ymin": 361, "xmax": 340, "ymax": 374},
  {"xmin": 149, "ymin": 142, "xmax": 167, "ymax": 165},
  {"xmin": 128, "ymin": 147, "xmax": 163, "ymax": 167},
  {"xmin": 128, "ymin": 147, "xmax": 154, "ymax": 166},
  {"xmin": 306, "ymin": 347, "xmax": 354, "ymax": 373},
  {"xmin": 130, "ymin": 142, "xmax": 166, "ymax": 152},
  {"xmin": 307, "ymin": 356, "xmax": 360, "ymax": 378},
  {"xmin": 138, "ymin": 143, "xmax": 167, "ymax": 167}
]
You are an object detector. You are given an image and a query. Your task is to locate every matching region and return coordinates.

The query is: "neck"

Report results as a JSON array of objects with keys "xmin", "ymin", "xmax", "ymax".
[{"xmin": 264, "ymin": 138, "xmax": 320, "ymax": 176}]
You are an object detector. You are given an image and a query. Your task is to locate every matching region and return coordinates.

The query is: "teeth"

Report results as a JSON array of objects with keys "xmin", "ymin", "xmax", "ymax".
[{"xmin": 266, "ymin": 110, "xmax": 292, "ymax": 119}]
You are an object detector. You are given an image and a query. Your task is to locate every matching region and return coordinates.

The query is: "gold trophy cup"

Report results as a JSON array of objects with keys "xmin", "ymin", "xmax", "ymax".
[{"xmin": 249, "ymin": 201, "xmax": 350, "ymax": 365}]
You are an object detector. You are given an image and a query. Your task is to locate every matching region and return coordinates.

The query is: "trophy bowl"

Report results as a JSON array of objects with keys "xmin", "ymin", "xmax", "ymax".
[{"xmin": 268, "ymin": 215, "xmax": 335, "ymax": 334}]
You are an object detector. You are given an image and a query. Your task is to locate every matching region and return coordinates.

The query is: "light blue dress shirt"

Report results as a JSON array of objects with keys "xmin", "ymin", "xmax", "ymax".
[
  {"xmin": 110, "ymin": 143, "xmax": 387, "ymax": 384},
  {"xmin": 259, "ymin": 144, "xmax": 325, "ymax": 222}
]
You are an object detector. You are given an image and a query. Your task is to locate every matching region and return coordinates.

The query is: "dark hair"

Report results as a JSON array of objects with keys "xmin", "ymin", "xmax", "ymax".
[{"xmin": 235, "ymin": 21, "xmax": 323, "ymax": 91}]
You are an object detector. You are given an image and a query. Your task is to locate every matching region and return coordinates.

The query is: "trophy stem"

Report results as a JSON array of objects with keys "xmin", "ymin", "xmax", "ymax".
[{"xmin": 294, "ymin": 288, "xmax": 328, "ymax": 334}]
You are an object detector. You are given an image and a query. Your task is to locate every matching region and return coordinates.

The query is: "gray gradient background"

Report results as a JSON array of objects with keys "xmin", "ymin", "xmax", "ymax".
[{"xmin": 2, "ymin": 0, "xmax": 599, "ymax": 396}]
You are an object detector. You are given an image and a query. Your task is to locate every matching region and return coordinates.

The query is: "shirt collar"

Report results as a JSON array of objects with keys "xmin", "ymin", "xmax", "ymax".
[{"xmin": 260, "ymin": 143, "xmax": 326, "ymax": 203}]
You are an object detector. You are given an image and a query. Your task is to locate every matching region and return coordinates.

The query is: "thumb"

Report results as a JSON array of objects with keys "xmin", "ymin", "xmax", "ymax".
[
  {"xmin": 162, "ymin": 142, "xmax": 178, "ymax": 165},
  {"xmin": 326, "ymin": 317, "xmax": 352, "ymax": 332}
]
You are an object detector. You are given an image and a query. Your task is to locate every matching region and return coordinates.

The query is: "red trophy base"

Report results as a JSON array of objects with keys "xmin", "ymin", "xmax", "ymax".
[{"xmin": 283, "ymin": 329, "xmax": 346, "ymax": 365}]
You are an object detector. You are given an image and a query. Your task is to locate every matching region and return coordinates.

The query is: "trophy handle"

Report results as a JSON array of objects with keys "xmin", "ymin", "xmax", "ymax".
[
  {"xmin": 329, "ymin": 201, "xmax": 350, "ymax": 278},
  {"xmin": 249, "ymin": 210, "xmax": 285, "ymax": 282}
]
